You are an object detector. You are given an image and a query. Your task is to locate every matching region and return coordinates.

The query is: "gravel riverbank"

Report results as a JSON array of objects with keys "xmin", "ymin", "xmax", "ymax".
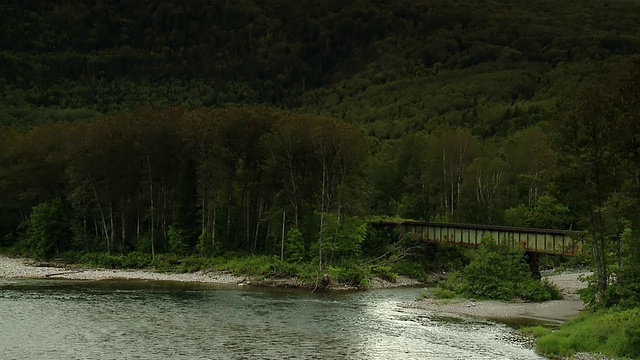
[
  {"xmin": 408, "ymin": 269, "xmax": 590, "ymax": 323},
  {"xmin": 0, "ymin": 255, "xmax": 421, "ymax": 289},
  {"xmin": 0, "ymin": 255, "xmax": 246, "ymax": 285}
]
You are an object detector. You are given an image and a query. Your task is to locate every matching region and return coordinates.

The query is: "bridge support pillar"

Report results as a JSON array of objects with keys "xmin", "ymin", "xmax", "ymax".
[{"xmin": 525, "ymin": 251, "xmax": 541, "ymax": 280}]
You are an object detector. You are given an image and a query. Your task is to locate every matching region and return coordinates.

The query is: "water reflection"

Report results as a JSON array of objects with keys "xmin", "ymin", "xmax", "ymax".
[{"xmin": 0, "ymin": 280, "xmax": 546, "ymax": 360}]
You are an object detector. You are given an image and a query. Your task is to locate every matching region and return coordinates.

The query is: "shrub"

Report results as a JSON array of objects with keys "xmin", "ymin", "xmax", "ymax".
[
  {"xmin": 623, "ymin": 311, "xmax": 640, "ymax": 358},
  {"xmin": 326, "ymin": 265, "xmax": 370, "ymax": 287},
  {"xmin": 439, "ymin": 237, "xmax": 562, "ymax": 302},
  {"xmin": 430, "ymin": 287, "xmax": 457, "ymax": 299},
  {"xmin": 120, "ymin": 252, "xmax": 153, "ymax": 269},
  {"xmin": 168, "ymin": 225, "xmax": 190, "ymax": 255},
  {"xmin": 213, "ymin": 255, "xmax": 279, "ymax": 276},
  {"xmin": 195, "ymin": 230, "xmax": 222, "ymax": 256},
  {"xmin": 391, "ymin": 260, "xmax": 429, "ymax": 281},
  {"xmin": 285, "ymin": 228, "xmax": 306, "ymax": 263},
  {"xmin": 372, "ymin": 265, "xmax": 398, "ymax": 282}
]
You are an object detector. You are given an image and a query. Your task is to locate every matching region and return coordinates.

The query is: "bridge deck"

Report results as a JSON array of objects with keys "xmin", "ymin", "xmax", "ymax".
[{"xmin": 390, "ymin": 221, "xmax": 585, "ymax": 256}]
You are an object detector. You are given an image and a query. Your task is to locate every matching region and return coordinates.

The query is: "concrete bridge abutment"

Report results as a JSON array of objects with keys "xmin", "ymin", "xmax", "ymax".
[{"xmin": 525, "ymin": 251, "xmax": 541, "ymax": 280}]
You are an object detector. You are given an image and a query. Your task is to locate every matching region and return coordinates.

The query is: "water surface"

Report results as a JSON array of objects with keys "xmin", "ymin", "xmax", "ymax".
[{"xmin": 0, "ymin": 279, "xmax": 546, "ymax": 359}]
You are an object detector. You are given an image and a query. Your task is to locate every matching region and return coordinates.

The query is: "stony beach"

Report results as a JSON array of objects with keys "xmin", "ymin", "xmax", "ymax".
[
  {"xmin": 0, "ymin": 255, "xmax": 246, "ymax": 285},
  {"xmin": 407, "ymin": 270, "xmax": 617, "ymax": 360},
  {"xmin": 0, "ymin": 255, "xmax": 421, "ymax": 289},
  {"xmin": 409, "ymin": 269, "xmax": 590, "ymax": 323}
]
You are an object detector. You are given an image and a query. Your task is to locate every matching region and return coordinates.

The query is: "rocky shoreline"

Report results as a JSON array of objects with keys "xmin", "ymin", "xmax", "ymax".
[
  {"xmin": 0, "ymin": 255, "xmax": 421, "ymax": 289},
  {"xmin": 0, "ymin": 255, "xmax": 247, "ymax": 284},
  {"xmin": 408, "ymin": 270, "xmax": 590, "ymax": 323},
  {"xmin": 408, "ymin": 270, "xmax": 614, "ymax": 359}
]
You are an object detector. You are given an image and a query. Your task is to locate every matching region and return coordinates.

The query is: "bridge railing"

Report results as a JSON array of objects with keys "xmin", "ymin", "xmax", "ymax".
[{"xmin": 390, "ymin": 221, "xmax": 587, "ymax": 256}]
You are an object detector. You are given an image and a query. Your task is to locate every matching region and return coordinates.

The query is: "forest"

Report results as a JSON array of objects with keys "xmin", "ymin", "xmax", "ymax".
[{"xmin": 2, "ymin": 1, "xmax": 640, "ymax": 342}]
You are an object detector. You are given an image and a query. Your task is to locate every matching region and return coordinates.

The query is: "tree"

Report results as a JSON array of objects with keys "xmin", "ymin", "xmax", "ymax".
[
  {"xmin": 27, "ymin": 199, "xmax": 72, "ymax": 259},
  {"xmin": 525, "ymin": 195, "xmax": 570, "ymax": 230},
  {"xmin": 505, "ymin": 126, "xmax": 556, "ymax": 208},
  {"xmin": 460, "ymin": 153, "xmax": 509, "ymax": 224},
  {"xmin": 430, "ymin": 126, "xmax": 477, "ymax": 221}
]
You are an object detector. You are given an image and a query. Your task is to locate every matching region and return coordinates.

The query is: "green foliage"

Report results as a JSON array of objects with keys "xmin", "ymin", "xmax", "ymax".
[
  {"xmin": 525, "ymin": 195, "xmax": 570, "ymax": 229},
  {"xmin": 168, "ymin": 225, "xmax": 190, "ymax": 255},
  {"xmin": 0, "ymin": 107, "xmax": 371, "ymax": 259},
  {"xmin": 195, "ymin": 230, "xmax": 222, "ymax": 257},
  {"xmin": 522, "ymin": 278, "xmax": 562, "ymax": 302},
  {"xmin": 371, "ymin": 265, "xmax": 397, "ymax": 282},
  {"xmin": 325, "ymin": 265, "xmax": 371, "ymax": 287},
  {"xmin": 503, "ymin": 204, "xmax": 528, "ymax": 227},
  {"xmin": 504, "ymin": 196, "xmax": 570, "ymax": 230},
  {"xmin": 617, "ymin": 226, "xmax": 640, "ymax": 309},
  {"xmin": 578, "ymin": 226, "xmax": 640, "ymax": 310},
  {"xmin": 210, "ymin": 255, "xmax": 281, "ymax": 277},
  {"xmin": 532, "ymin": 308, "xmax": 640, "ymax": 359},
  {"xmin": 0, "ymin": 208, "xmax": 20, "ymax": 247},
  {"xmin": 74, "ymin": 252, "xmax": 154, "ymax": 269},
  {"xmin": 285, "ymin": 228, "xmax": 306, "ymax": 263},
  {"xmin": 430, "ymin": 287, "xmax": 457, "ymax": 300},
  {"xmin": 360, "ymin": 223, "xmax": 395, "ymax": 258},
  {"xmin": 520, "ymin": 326, "xmax": 552, "ymax": 338},
  {"xmin": 131, "ymin": 235, "xmax": 152, "ymax": 254},
  {"xmin": 26, "ymin": 200, "xmax": 72, "ymax": 259},
  {"xmin": 439, "ymin": 237, "xmax": 562, "ymax": 302},
  {"xmin": 321, "ymin": 213, "xmax": 367, "ymax": 264},
  {"xmin": 390, "ymin": 260, "xmax": 430, "ymax": 282}
]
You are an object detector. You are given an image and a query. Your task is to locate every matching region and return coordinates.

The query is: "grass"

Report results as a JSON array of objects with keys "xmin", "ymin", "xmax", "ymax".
[
  {"xmin": 520, "ymin": 325, "xmax": 552, "ymax": 338},
  {"xmin": 54, "ymin": 251, "xmax": 405, "ymax": 288},
  {"xmin": 430, "ymin": 287, "xmax": 457, "ymax": 299},
  {"xmin": 523, "ymin": 308, "xmax": 640, "ymax": 359}
]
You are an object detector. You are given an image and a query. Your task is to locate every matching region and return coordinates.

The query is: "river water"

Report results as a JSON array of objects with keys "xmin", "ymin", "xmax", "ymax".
[{"xmin": 0, "ymin": 279, "xmax": 547, "ymax": 360}]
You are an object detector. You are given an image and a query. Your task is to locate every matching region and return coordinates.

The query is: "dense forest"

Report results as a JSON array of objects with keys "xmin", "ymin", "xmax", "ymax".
[{"xmin": 1, "ymin": 0, "xmax": 640, "ymax": 318}]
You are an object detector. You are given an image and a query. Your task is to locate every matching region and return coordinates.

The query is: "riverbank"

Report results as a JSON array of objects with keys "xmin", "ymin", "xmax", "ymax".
[
  {"xmin": 408, "ymin": 269, "xmax": 590, "ymax": 323},
  {"xmin": 0, "ymin": 255, "xmax": 422, "ymax": 289},
  {"xmin": 0, "ymin": 255, "xmax": 247, "ymax": 284}
]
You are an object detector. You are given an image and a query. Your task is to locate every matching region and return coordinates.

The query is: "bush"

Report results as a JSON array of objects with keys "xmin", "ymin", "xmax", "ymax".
[
  {"xmin": 168, "ymin": 225, "xmax": 190, "ymax": 255},
  {"xmin": 326, "ymin": 265, "xmax": 370, "ymax": 287},
  {"xmin": 120, "ymin": 252, "xmax": 153, "ymax": 269},
  {"xmin": 211, "ymin": 255, "xmax": 280, "ymax": 276},
  {"xmin": 285, "ymin": 228, "xmax": 306, "ymax": 263},
  {"xmin": 522, "ymin": 278, "xmax": 562, "ymax": 302},
  {"xmin": 623, "ymin": 312, "xmax": 640, "ymax": 358},
  {"xmin": 372, "ymin": 265, "xmax": 398, "ymax": 282},
  {"xmin": 391, "ymin": 260, "xmax": 429, "ymax": 281},
  {"xmin": 439, "ymin": 237, "xmax": 562, "ymax": 302},
  {"xmin": 430, "ymin": 287, "xmax": 457, "ymax": 299},
  {"xmin": 195, "ymin": 230, "xmax": 222, "ymax": 256}
]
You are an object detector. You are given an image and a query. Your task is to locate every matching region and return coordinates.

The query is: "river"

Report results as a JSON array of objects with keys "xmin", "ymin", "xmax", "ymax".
[{"xmin": 0, "ymin": 278, "xmax": 547, "ymax": 360}]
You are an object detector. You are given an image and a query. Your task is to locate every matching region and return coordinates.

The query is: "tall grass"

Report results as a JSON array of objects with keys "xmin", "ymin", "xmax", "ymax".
[{"xmin": 524, "ymin": 308, "xmax": 640, "ymax": 358}]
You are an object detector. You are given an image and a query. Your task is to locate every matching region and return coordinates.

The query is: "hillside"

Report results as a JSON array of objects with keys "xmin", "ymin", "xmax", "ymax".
[{"xmin": 1, "ymin": 0, "xmax": 639, "ymax": 136}]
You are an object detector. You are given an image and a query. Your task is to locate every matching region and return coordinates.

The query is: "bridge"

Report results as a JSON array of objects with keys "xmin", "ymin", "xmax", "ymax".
[
  {"xmin": 378, "ymin": 221, "xmax": 587, "ymax": 278},
  {"xmin": 391, "ymin": 221, "xmax": 585, "ymax": 256}
]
